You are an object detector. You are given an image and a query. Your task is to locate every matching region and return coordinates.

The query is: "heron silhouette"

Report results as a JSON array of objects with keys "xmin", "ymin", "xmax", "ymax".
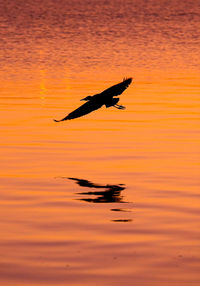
[{"xmin": 54, "ymin": 77, "xmax": 132, "ymax": 122}]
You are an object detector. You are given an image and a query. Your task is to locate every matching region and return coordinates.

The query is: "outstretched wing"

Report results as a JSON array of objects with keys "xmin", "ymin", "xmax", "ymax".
[
  {"xmin": 68, "ymin": 177, "xmax": 104, "ymax": 188},
  {"xmin": 101, "ymin": 77, "xmax": 132, "ymax": 97},
  {"xmin": 54, "ymin": 100, "xmax": 103, "ymax": 122}
]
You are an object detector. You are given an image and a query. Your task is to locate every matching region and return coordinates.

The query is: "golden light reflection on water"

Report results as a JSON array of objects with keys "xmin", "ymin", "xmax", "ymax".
[
  {"xmin": 39, "ymin": 69, "xmax": 47, "ymax": 99},
  {"xmin": 1, "ymin": 68, "xmax": 199, "ymax": 285}
]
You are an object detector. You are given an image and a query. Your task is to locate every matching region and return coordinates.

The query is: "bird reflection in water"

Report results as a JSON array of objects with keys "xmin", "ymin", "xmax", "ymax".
[
  {"xmin": 68, "ymin": 177, "xmax": 125, "ymax": 203},
  {"xmin": 67, "ymin": 177, "xmax": 133, "ymax": 222}
]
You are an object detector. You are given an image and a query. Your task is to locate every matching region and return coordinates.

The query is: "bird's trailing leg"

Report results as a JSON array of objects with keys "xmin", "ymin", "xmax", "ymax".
[{"xmin": 114, "ymin": 104, "xmax": 126, "ymax": 110}]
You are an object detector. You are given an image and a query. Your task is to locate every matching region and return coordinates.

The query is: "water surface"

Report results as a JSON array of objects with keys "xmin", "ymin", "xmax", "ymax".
[{"xmin": 0, "ymin": 0, "xmax": 200, "ymax": 285}]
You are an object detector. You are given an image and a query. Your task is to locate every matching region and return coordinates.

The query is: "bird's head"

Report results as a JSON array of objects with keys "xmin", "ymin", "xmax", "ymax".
[{"xmin": 80, "ymin": 95, "xmax": 93, "ymax": 101}]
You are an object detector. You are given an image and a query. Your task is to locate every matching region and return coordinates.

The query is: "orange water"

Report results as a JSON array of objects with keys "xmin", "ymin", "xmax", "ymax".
[{"xmin": 0, "ymin": 1, "xmax": 200, "ymax": 285}]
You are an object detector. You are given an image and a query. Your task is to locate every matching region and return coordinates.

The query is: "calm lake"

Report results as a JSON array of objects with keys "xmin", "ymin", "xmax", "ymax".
[{"xmin": 0, "ymin": 0, "xmax": 200, "ymax": 285}]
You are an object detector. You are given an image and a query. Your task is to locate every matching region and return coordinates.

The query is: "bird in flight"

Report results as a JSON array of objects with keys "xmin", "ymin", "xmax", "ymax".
[{"xmin": 54, "ymin": 77, "xmax": 132, "ymax": 122}]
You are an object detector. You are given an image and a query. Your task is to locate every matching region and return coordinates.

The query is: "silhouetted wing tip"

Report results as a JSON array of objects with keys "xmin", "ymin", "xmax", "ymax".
[
  {"xmin": 123, "ymin": 77, "xmax": 132, "ymax": 81},
  {"xmin": 53, "ymin": 118, "xmax": 69, "ymax": 122},
  {"xmin": 123, "ymin": 77, "xmax": 133, "ymax": 85}
]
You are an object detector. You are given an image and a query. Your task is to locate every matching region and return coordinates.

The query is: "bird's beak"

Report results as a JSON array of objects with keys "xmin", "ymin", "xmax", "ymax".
[
  {"xmin": 81, "ymin": 96, "xmax": 92, "ymax": 101},
  {"xmin": 80, "ymin": 96, "xmax": 89, "ymax": 101}
]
